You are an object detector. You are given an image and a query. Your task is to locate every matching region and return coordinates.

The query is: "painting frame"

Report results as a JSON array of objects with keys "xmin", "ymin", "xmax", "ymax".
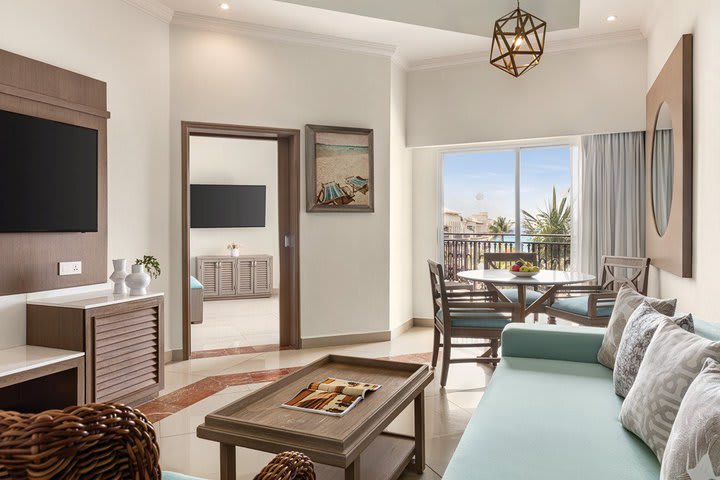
[{"xmin": 305, "ymin": 124, "xmax": 374, "ymax": 213}]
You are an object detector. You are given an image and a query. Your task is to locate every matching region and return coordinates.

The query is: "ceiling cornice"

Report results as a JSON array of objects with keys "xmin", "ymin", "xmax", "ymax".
[
  {"xmin": 120, "ymin": 0, "xmax": 174, "ymax": 23},
  {"xmin": 171, "ymin": 12, "xmax": 398, "ymax": 59},
  {"xmin": 408, "ymin": 29, "xmax": 646, "ymax": 71}
]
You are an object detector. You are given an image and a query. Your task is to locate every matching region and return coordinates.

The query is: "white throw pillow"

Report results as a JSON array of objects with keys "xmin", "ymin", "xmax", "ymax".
[
  {"xmin": 661, "ymin": 358, "xmax": 720, "ymax": 479},
  {"xmin": 597, "ymin": 285, "xmax": 676, "ymax": 369},
  {"xmin": 619, "ymin": 320, "xmax": 720, "ymax": 461}
]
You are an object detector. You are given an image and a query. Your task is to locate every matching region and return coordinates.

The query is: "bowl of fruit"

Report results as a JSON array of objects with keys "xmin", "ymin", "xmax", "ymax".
[{"xmin": 509, "ymin": 259, "xmax": 541, "ymax": 277}]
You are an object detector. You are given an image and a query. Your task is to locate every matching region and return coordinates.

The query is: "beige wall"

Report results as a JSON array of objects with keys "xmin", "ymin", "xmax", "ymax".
[
  {"xmin": 407, "ymin": 40, "xmax": 648, "ymax": 148},
  {"xmin": 189, "ymin": 137, "xmax": 280, "ymax": 288},
  {"xmin": 169, "ymin": 24, "xmax": 393, "ymax": 345},
  {"xmin": 0, "ymin": 0, "xmax": 170, "ymax": 349},
  {"xmin": 389, "ymin": 62, "xmax": 413, "ymax": 330},
  {"xmin": 645, "ymin": 0, "xmax": 720, "ymax": 322}
]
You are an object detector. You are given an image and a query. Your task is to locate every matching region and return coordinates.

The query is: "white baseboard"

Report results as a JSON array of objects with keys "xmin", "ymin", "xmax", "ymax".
[{"xmin": 391, "ymin": 318, "xmax": 415, "ymax": 338}]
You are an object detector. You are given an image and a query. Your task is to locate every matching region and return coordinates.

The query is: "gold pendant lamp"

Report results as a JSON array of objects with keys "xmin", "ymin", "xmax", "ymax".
[{"xmin": 490, "ymin": 1, "xmax": 547, "ymax": 77}]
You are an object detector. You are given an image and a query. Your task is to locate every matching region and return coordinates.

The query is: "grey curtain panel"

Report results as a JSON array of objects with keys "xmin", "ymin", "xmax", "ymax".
[{"xmin": 572, "ymin": 132, "xmax": 645, "ymax": 277}]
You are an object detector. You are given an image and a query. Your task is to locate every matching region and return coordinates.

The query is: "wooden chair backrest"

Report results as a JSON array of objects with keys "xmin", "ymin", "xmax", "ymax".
[
  {"xmin": 427, "ymin": 260, "xmax": 450, "ymax": 333},
  {"xmin": 484, "ymin": 252, "xmax": 538, "ymax": 270},
  {"xmin": 599, "ymin": 256, "xmax": 651, "ymax": 294}
]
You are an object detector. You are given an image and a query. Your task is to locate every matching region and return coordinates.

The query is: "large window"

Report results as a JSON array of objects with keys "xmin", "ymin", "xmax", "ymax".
[{"xmin": 442, "ymin": 144, "xmax": 574, "ymax": 279}]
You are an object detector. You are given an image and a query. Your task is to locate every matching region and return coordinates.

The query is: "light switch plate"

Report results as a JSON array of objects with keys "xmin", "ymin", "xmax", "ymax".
[{"xmin": 59, "ymin": 261, "xmax": 82, "ymax": 276}]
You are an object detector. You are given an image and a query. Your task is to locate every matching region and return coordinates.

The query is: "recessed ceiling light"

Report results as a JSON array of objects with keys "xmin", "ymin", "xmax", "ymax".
[
  {"xmin": 606, "ymin": 15, "xmax": 618, "ymax": 22},
  {"xmin": 219, "ymin": 3, "xmax": 230, "ymax": 10}
]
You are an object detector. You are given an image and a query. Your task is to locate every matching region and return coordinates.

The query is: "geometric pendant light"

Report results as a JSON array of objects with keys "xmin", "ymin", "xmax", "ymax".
[{"xmin": 490, "ymin": 1, "xmax": 547, "ymax": 77}]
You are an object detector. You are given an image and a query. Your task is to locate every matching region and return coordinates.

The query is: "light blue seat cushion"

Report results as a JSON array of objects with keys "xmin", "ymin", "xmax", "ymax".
[
  {"xmin": 501, "ymin": 287, "xmax": 543, "ymax": 305},
  {"xmin": 435, "ymin": 309, "xmax": 512, "ymax": 329},
  {"xmin": 163, "ymin": 473, "xmax": 204, "ymax": 480},
  {"xmin": 444, "ymin": 356, "xmax": 659, "ymax": 480},
  {"xmin": 694, "ymin": 317, "xmax": 720, "ymax": 341},
  {"xmin": 189, "ymin": 275, "xmax": 203, "ymax": 289},
  {"xmin": 549, "ymin": 295, "xmax": 614, "ymax": 317}
]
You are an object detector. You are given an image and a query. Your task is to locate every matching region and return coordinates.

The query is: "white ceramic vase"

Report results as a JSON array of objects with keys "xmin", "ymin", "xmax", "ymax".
[
  {"xmin": 110, "ymin": 259, "xmax": 128, "ymax": 295},
  {"xmin": 125, "ymin": 264, "xmax": 151, "ymax": 296},
  {"xmin": 230, "ymin": 248, "xmax": 240, "ymax": 257}
]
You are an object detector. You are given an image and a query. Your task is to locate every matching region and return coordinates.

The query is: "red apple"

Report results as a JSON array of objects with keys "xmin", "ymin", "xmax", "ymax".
[{"xmin": 511, "ymin": 264, "xmax": 521, "ymax": 272}]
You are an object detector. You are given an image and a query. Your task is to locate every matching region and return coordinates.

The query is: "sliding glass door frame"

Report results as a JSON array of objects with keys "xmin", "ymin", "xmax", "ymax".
[{"xmin": 438, "ymin": 137, "xmax": 579, "ymax": 263}]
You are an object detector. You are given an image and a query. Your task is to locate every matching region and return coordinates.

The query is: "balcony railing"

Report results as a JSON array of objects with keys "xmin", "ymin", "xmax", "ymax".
[{"xmin": 443, "ymin": 233, "xmax": 571, "ymax": 281}]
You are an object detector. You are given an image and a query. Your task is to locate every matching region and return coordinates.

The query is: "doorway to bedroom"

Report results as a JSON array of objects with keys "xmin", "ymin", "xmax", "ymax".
[{"xmin": 181, "ymin": 122, "xmax": 300, "ymax": 360}]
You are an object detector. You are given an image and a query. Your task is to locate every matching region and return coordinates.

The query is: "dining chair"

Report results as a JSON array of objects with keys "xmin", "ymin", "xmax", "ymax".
[
  {"xmin": 545, "ymin": 255, "xmax": 651, "ymax": 327},
  {"xmin": 428, "ymin": 260, "xmax": 519, "ymax": 387},
  {"xmin": 483, "ymin": 252, "xmax": 542, "ymax": 322}
]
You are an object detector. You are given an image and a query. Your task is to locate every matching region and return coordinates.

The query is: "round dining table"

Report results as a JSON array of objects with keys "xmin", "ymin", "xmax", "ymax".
[{"xmin": 457, "ymin": 269, "xmax": 596, "ymax": 321}]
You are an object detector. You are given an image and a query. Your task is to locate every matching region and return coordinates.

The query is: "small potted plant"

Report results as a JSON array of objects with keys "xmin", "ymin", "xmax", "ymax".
[
  {"xmin": 125, "ymin": 255, "xmax": 161, "ymax": 296},
  {"xmin": 227, "ymin": 243, "xmax": 241, "ymax": 257}
]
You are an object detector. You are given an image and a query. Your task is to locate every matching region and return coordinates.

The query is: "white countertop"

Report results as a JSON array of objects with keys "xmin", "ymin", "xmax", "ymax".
[
  {"xmin": 27, "ymin": 290, "xmax": 164, "ymax": 309},
  {"xmin": 0, "ymin": 345, "xmax": 84, "ymax": 378}
]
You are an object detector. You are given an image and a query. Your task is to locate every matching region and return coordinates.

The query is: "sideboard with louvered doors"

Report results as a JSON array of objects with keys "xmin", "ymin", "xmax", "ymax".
[
  {"xmin": 196, "ymin": 255, "xmax": 273, "ymax": 300},
  {"xmin": 26, "ymin": 292, "xmax": 164, "ymax": 406}
]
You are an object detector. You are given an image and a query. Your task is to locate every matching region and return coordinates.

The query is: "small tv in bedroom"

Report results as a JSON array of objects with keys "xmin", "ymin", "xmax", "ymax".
[
  {"xmin": 190, "ymin": 184, "xmax": 266, "ymax": 228},
  {"xmin": 0, "ymin": 109, "xmax": 98, "ymax": 233}
]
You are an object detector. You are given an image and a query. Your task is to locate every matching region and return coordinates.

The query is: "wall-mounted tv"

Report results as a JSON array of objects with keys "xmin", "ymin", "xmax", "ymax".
[
  {"xmin": 190, "ymin": 184, "xmax": 266, "ymax": 228},
  {"xmin": 0, "ymin": 109, "xmax": 98, "ymax": 233}
]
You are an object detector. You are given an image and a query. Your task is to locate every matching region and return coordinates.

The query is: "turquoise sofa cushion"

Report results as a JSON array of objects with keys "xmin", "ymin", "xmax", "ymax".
[
  {"xmin": 435, "ymin": 310, "xmax": 512, "ymax": 329},
  {"xmin": 189, "ymin": 276, "xmax": 203, "ymax": 289},
  {"xmin": 550, "ymin": 295, "xmax": 614, "ymax": 317},
  {"xmin": 501, "ymin": 323, "xmax": 605, "ymax": 363},
  {"xmin": 501, "ymin": 287, "xmax": 543, "ymax": 305},
  {"xmin": 163, "ymin": 472, "xmax": 204, "ymax": 480},
  {"xmin": 694, "ymin": 317, "xmax": 720, "ymax": 341},
  {"xmin": 443, "ymin": 356, "xmax": 660, "ymax": 480}
]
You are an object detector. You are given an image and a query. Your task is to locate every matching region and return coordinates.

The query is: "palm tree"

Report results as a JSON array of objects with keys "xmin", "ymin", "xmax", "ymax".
[
  {"xmin": 522, "ymin": 186, "xmax": 570, "ymax": 243},
  {"xmin": 488, "ymin": 216, "xmax": 514, "ymax": 240}
]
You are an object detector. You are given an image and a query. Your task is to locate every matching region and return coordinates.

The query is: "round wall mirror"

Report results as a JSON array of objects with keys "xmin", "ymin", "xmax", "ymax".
[{"xmin": 652, "ymin": 102, "xmax": 674, "ymax": 236}]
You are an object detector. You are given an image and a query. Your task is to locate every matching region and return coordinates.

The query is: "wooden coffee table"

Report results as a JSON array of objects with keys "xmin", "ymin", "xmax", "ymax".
[{"xmin": 197, "ymin": 355, "xmax": 434, "ymax": 480}]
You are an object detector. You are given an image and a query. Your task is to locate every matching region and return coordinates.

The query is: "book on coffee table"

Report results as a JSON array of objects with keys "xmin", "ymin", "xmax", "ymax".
[{"xmin": 281, "ymin": 378, "xmax": 382, "ymax": 417}]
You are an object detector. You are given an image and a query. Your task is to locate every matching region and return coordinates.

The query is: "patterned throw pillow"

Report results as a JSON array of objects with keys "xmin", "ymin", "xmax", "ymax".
[
  {"xmin": 613, "ymin": 301, "xmax": 693, "ymax": 397},
  {"xmin": 597, "ymin": 285, "xmax": 677, "ymax": 369},
  {"xmin": 620, "ymin": 320, "xmax": 720, "ymax": 461},
  {"xmin": 661, "ymin": 358, "xmax": 720, "ymax": 479}
]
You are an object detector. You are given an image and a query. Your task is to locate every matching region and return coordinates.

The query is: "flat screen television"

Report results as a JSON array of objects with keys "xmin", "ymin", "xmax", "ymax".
[
  {"xmin": 0, "ymin": 109, "xmax": 98, "ymax": 233},
  {"xmin": 191, "ymin": 184, "xmax": 266, "ymax": 228}
]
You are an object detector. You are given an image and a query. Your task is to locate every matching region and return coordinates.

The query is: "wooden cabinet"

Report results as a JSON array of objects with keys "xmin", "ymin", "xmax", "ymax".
[
  {"xmin": 196, "ymin": 255, "xmax": 272, "ymax": 300},
  {"xmin": 26, "ymin": 293, "xmax": 164, "ymax": 406}
]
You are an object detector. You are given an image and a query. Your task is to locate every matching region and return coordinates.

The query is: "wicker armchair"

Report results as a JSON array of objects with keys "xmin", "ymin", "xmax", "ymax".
[{"xmin": 0, "ymin": 403, "xmax": 315, "ymax": 480}]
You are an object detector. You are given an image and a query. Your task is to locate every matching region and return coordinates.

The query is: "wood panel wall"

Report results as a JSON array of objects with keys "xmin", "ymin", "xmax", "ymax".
[{"xmin": 0, "ymin": 49, "xmax": 109, "ymax": 295}]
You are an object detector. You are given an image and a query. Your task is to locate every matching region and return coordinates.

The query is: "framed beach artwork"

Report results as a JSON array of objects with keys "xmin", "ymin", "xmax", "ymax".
[{"xmin": 305, "ymin": 124, "xmax": 374, "ymax": 212}]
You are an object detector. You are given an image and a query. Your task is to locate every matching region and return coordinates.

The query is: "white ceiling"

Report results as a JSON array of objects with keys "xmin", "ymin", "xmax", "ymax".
[{"xmin": 158, "ymin": 0, "xmax": 650, "ymax": 64}]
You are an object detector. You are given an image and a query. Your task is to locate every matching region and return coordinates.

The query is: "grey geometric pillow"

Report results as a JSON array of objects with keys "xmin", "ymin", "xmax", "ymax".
[
  {"xmin": 620, "ymin": 320, "xmax": 720, "ymax": 461},
  {"xmin": 613, "ymin": 301, "xmax": 693, "ymax": 397},
  {"xmin": 598, "ymin": 285, "xmax": 676, "ymax": 369},
  {"xmin": 661, "ymin": 358, "xmax": 720, "ymax": 480}
]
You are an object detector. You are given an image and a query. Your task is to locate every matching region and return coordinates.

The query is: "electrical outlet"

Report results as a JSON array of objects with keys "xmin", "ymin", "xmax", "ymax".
[{"xmin": 59, "ymin": 261, "xmax": 82, "ymax": 276}]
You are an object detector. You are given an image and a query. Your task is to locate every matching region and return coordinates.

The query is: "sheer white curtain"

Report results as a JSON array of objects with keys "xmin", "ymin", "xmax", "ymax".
[{"xmin": 571, "ymin": 132, "xmax": 645, "ymax": 277}]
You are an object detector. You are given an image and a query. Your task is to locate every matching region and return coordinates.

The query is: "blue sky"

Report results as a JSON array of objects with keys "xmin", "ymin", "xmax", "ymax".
[{"xmin": 443, "ymin": 146, "xmax": 572, "ymax": 230}]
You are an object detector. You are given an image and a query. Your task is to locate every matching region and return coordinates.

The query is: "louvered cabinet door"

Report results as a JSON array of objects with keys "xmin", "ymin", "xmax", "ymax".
[
  {"xmin": 199, "ymin": 260, "xmax": 219, "ymax": 297},
  {"xmin": 253, "ymin": 257, "xmax": 272, "ymax": 295},
  {"xmin": 91, "ymin": 297, "xmax": 163, "ymax": 404},
  {"xmin": 217, "ymin": 260, "xmax": 237, "ymax": 296},
  {"xmin": 236, "ymin": 259, "xmax": 254, "ymax": 295}
]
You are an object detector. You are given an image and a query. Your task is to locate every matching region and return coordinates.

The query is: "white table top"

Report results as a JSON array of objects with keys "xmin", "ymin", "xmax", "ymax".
[
  {"xmin": 27, "ymin": 290, "xmax": 163, "ymax": 310},
  {"xmin": 0, "ymin": 346, "xmax": 84, "ymax": 378},
  {"xmin": 458, "ymin": 269, "xmax": 595, "ymax": 286}
]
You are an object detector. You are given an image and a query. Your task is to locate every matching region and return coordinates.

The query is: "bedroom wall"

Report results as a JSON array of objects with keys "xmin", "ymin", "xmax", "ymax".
[
  {"xmin": 169, "ymin": 23, "xmax": 393, "ymax": 345},
  {"xmin": 645, "ymin": 0, "xmax": 720, "ymax": 322},
  {"xmin": 0, "ymin": 0, "xmax": 170, "ymax": 349},
  {"xmin": 188, "ymin": 137, "xmax": 280, "ymax": 288}
]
